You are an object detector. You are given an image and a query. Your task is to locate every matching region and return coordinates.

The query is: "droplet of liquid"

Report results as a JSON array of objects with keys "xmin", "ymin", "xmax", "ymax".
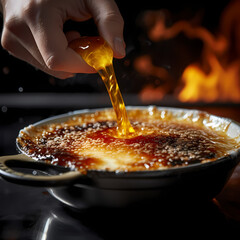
[
  {"xmin": 18, "ymin": 87, "xmax": 23, "ymax": 92},
  {"xmin": 2, "ymin": 66, "xmax": 10, "ymax": 75}
]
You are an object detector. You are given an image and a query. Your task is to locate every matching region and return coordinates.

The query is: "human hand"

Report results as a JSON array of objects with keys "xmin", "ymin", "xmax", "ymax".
[{"xmin": 0, "ymin": 0, "xmax": 125, "ymax": 79}]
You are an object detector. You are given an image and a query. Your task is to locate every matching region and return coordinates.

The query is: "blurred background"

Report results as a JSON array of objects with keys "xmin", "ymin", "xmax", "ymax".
[
  {"xmin": 1, "ymin": 2, "xmax": 240, "ymax": 238},
  {"xmin": 1, "ymin": 0, "xmax": 240, "ymax": 155}
]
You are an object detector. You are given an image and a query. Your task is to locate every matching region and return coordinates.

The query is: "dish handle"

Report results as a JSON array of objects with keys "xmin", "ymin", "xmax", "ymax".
[{"xmin": 0, "ymin": 154, "xmax": 82, "ymax": 187}]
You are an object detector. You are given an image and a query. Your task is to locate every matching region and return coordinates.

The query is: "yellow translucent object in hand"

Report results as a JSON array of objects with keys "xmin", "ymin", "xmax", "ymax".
[{"xmin": 69, "ymin": 36, "xmax": 134, "ymax": 137}]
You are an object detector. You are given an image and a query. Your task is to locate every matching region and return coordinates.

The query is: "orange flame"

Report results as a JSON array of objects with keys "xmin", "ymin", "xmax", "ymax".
[
  {"xmin": 137, "ymin": 2, "xmax": 240, "ymax": 103},
  {"xmin": 178, "ymin": 56, "xmax": 240, "ymax": 102}
]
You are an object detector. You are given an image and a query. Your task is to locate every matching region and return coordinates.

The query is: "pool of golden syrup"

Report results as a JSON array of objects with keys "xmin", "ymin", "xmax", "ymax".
[
  {"xmin": 69, "ymin": 36, "xmax": 134, "ymax": 137},
  {"xmin": 17, "ymin": 109, "xmax": 240, "ymax": 173}
]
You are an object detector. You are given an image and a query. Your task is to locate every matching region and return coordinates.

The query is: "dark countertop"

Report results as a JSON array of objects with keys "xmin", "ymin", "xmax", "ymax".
[{"xmin": 1, "ymin": 173, "xmax": 240, "ymax": 240}]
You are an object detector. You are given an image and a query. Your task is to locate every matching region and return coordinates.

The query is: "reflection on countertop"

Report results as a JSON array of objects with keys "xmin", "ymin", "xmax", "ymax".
[{"xmin": 1, "ymin": 174, "xmax": 240, "ymax": 240}]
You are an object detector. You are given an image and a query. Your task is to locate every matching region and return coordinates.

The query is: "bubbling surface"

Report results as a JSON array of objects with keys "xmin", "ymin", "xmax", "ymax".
[{"xmin": 17, "ymin": 108, "xmax": 239, "ymax": 173}]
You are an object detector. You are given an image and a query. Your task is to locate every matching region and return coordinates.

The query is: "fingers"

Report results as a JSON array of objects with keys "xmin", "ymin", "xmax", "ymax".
[
  {"xmin": 1, "ymin": 27, "xmax": 74, "ymax": 79},
  {"xmin": 85, "ymin": 0, "xmax": 126, "ymax": 58},
  {"xmin": 1, "ymin": 0, "xmax": 95, "ymax": 76},
  {"xmin": 1, "ymin": 0, "xmax": 125, "ymax": 79},
  {"xmin": 27, "ymin": 9, "xmax": 95, "ymax": 74},
  {"xmin": 65, "ymin": 31, "xmax": 81, "ymax": 43}
]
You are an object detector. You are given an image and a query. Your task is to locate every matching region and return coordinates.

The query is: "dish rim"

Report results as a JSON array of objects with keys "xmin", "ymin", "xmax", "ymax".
[{"xmin": 16, "ymin": 106, "xmax": 240, "ymax": 178}]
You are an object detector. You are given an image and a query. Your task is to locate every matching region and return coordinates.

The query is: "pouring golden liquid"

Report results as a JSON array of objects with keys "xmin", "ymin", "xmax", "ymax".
[{"xmin": 69, "ymin": 36, "xmax": 134, "ymax": 137}]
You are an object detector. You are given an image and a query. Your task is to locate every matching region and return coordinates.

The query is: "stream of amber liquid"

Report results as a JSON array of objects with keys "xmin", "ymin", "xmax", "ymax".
[
  {"xmin": 69, "ymin": 37, "xmax": 135, "ymax": 137},
  {"xmin": 98, "ymin": 64, "xmax": 135, "ymax": 137}
]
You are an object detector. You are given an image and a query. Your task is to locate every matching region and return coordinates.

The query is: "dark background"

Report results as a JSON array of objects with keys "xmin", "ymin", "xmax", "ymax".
[{"xmin": 0, "ymin": 0, "xmax": 228, "ymax": 93}]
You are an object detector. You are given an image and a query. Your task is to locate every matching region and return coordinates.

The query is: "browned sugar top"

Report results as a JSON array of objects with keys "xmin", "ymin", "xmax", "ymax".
[{"xmin": 17, "ymin": 109, "xmax": 239, "ymax": 173}]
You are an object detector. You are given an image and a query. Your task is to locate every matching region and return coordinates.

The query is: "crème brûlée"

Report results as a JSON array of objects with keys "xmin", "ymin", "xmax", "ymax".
[{"xmin": 17, "ymin": 108, "xmax": 240, "ymax": 173}]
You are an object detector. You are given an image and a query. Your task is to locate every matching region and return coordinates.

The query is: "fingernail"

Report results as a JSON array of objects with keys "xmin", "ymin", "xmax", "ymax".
[{"xmin": 114, "ymin": 37, "xmax": 126, "ymax": 57}]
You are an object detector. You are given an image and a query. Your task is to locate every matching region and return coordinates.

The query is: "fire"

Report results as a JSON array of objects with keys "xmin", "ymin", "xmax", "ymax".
[
  {"xmin": 179, "ymin": 56, "xmax": 240, "ymax": 103},
  {"xmin": 135, "ymin": 1, "xmax": 240, "ymax": 103},
  {"xmin": 133, "ymin": 55, "xmax": 172, "ymax": 102}
]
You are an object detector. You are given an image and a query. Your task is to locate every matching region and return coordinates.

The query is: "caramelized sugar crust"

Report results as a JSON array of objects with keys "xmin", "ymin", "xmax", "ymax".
[{"xmin": 17, "ymin": 108, "xmax": 239, "ymax": 173}]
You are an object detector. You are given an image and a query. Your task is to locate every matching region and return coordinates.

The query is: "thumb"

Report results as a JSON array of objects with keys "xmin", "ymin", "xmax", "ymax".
[{"xmin": 86, "ymin": 0, "xmax": 126, "ymax": 58}]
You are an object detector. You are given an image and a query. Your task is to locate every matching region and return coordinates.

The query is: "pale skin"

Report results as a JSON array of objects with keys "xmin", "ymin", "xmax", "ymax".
[{"xmin": 0, "ymin": 0, "xmax": 125, "ymax": 79}]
